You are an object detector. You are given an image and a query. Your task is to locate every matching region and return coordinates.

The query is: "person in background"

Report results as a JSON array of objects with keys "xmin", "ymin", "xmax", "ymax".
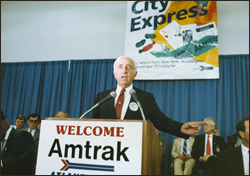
[
  {"xmin": 55, "ymin": 111, "xmax": 69, "ymax": 118},
  {"xmin": 11, "ymin": 115, "xmax": 28, "ymax": 131},
  {"xmin": 171, "ymin": 137, "xmax": 196, "ymax": 175},
  {"xmin": 191, "ymin": 117, "xmax": 227, "ymax": 175},
  {"xmin": 217, "ymin": 117, "xmax": 249, "ymax": 175},
  {"xmin": 27, "ymin": 113, "xmax": 41, "ymax": 165},
  {"xmin": 214, "ymin": 128, "xmax": 220, "ymax": 136},
  {"xmin": 1, "ymin": 110, "xmax": 36, "ymax": 175},
  {"xmin": 154, "ymin": 127, "xmax": 167, "ymax": 175}
]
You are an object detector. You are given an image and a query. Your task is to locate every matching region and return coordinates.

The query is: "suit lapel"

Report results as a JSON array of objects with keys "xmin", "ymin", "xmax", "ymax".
[
  {"xmin": 177, "ymin": 138, "xmax": 182, "ymax": 154},
  {"xmin": 2, "ymin": 129, "xmax": 14, "ymax": 156}
]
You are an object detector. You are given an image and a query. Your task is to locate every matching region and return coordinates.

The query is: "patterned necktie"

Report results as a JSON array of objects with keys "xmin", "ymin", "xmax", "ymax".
[
  {"xmin": 115, "ymin": 88, "xmax": 125, "ymax": 119},
  {"xmin": 183, "ymin": 139, "xmax": 187, "ymax": 155},
  {"xmin": 206, "ymin": 135, "xmax": 211, "ymax": 155}
]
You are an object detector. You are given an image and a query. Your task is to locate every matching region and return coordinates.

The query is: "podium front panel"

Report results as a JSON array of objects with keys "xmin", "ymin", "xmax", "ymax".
[{"xmin": 36, "ymin": 119, "xmax": 143, "ymax": 175}]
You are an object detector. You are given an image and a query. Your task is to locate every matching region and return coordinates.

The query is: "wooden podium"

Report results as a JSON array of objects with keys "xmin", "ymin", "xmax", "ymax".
[{"xmin": 36, "ymin": 118, "xmax": 162, "ymax": 175}]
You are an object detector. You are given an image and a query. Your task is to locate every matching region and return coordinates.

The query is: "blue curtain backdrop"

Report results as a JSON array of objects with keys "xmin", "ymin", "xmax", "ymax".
[{"xmin": 1, "ymin": 54, "xmax": 249, "ymax": 175}]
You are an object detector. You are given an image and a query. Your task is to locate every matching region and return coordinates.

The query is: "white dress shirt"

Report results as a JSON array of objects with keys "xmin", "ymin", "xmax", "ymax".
[
  {"xmin": 28, "ymin": 128, "xmax": 36, "ymax": 137},
  {"xmin": 115, "ymin": 84, "xmax": 133, "ymax": 120},
  {"xmin": 241, "ymin": 144, "xmax": 249, "ymax": 175}
]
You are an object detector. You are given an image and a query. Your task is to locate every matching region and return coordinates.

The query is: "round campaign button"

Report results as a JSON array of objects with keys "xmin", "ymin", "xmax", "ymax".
[{"xmin": 129, "ymin": 102, "xmax": 138, "ymax": 111}]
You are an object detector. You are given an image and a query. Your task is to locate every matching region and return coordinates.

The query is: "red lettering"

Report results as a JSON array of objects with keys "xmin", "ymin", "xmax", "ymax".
[
  {"xmin": 83, "ymin": 126, "xmax": 92, "ymax": 136},
  {"xmin": 93, "ymin": 126, "xmax": 103, "ymax": 136},
  {"xmin": 103, "ymin": 127, "xmax": 115, "ymax": 137},
  {"xmin": 56, "ymin": 125, "xmax": 125, "ymax": 137},
  {"xmin": 68, "ymin": 126, "xmax": 75, "ymax": 135},
  {"xmin": 56, "ymin": 125, "xmax": 68, "ymax": 134},
  {"xmin": 116, "ymin": 127, "xmax": 124, "ymax": 137},
  {"xmin": 76, "ymin": 126, "xmax": 83, "ymax": 135}
]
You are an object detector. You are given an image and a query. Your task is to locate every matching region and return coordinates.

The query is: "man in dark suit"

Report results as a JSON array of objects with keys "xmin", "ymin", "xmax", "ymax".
[
  {"xmin": 91, "ymin": 56, "xmax": 206, "ymax": 138},
  {"xmin": 191, "ymin": 117, "xmax": 227, "ymax": 175},
  {"xmin": 217, "ymin": 117, "xmax": 249, "ymax": 175},
  {"xmin": 1, "ymin": 110, "xmax": 36, "ymax": 175},
  {"xmin": 27, "ymin": 113, "xmax": 41, "ymax": 155}
]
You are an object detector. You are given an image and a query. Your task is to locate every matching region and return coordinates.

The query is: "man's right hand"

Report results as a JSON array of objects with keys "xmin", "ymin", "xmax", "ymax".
[{"xmin": 199, "ymin": 155, "xmax": 211, "ymax": 162}]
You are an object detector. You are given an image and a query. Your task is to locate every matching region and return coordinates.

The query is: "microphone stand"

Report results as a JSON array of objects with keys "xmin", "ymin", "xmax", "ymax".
[{"xmin": 79, "ymin": 103, "xmax": 99, "ymax": 119}]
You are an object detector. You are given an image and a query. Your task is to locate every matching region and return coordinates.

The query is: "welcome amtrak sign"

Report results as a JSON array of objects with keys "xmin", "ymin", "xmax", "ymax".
[{"xmin": 36, "ymin": 119, "xmax": 143, "ymax": 175}]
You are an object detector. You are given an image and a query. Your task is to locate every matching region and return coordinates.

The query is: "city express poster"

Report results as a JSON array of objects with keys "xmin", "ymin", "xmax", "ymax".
[{"xmin": 125, "ymin": 1, "xmax": 219, "ymax": 80}]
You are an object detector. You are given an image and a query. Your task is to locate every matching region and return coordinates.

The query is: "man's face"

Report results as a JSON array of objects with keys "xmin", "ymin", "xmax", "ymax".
[
  {"xmin": 204, "ymin": 120, "xmax": 215, "ymax": 135},
  {"xmin": 241, "ymin": 120, "xmax": 249, "ymax": 143},
  {"xmin": 28, "ymin": 116, "xmax": 39, "ymax": 130},
  {"xmin": 113, "ymin": 57, "xmax": 137, "ymax": 88},
  {"xmin": 15, "ymin": 119, "xmax": 25, "ymax": 129}
]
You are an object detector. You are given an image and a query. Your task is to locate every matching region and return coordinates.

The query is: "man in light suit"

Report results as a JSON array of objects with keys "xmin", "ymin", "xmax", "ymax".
[
  {"xmin": 1, "ymin": 110, "xmax": 36, "ymax": 175},
  {"xmin": 191, "ymin": 118, "xmax": 227, "ymax": 175},
  {"xmin": 171, "ymin": 137, "xmax": 196, "ymax": 175},
  {"xmin": 91, "ymin": 56, "xmax": 206, "ymax": 138},
  {"xmin": 217, "ymin": 117, "xmax": 249, "ymax": 175}
]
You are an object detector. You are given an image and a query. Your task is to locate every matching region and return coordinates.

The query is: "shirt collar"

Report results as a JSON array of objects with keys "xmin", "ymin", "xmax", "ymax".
[
  {"xmin": 241, "ymin": 143, "xmax": 249, "ymax": 154},
  {"xmin": 206, "ymin": 133, "xmax": 214, "ymax": 138},
  {"xmin": 116, "ymin": 84, "xmax": 133, "ymax": 94}
]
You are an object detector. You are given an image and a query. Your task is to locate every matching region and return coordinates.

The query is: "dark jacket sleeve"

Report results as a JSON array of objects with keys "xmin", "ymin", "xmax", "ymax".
[{"xmin": 141, "ymin": 91, "xmax": 189, "ymax": 138}]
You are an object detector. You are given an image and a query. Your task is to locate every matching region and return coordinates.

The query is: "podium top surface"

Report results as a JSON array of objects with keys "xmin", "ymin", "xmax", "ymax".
[{"xmin": 45, "ymin": 118, "xmax": 147, "ymax": 123}]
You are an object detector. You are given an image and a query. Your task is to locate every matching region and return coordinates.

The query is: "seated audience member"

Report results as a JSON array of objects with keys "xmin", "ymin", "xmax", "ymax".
[
  {"xmin": 191, "ymin": 117, "xmax": 227, "ymax": 175},
  {"xmin": 213, "ymin": 128, "xmax": 220, "ymax": 136},
  {"xmin": 27, "ymin": 113, "xmax": 41, "ymax": 161},
  {"xmin": 227, "ymin": 125, "xmax": 243, "ymax": 149},
  {"xmin": 13, "ymin": 115, "xmax": 28, "ymax": 130},
  {"xmin": 1, "ymin": 110, "xmax": 36, "ymax": 175},
  {"xmin": 171, "ymin": 137, "xmax": 195, "ymax": 175},
  {"xmin": 155, "ymin": 127, "xmax": 167, "ymax": 175},
  {"xmin": 55, "ymin": 111, "xmax": 69, "ymax": 118},
  {"xmin": 217, "ymin": 117, "xmax": 249, "ymax": 175}
]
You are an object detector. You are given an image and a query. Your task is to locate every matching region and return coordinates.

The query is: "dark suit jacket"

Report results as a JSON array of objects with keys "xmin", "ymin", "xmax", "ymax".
[
  {"xmin": 1, "ymin": 128, "xmax": 36, "ymax": 175},
  {"xmin": 227, "ymin": 133, "xmax": 240, "ymax": 149},
  {"xmin": 91, "ymin": 87, "xmax": 189, "ymax": 138},
  {"xmin": 158, "ymin": 133, "xmax": 167, "ymax": 157},
  {"xmin": 217, "ymin": 146, "xmax": 245, "ymax": 175},
  {"xmin": 33, "ymin": 128, "xmax": 40, "ymax": 152},
  {"xmin": 191, "ymin": 134, "xmax": 227, "ymax": 170}
]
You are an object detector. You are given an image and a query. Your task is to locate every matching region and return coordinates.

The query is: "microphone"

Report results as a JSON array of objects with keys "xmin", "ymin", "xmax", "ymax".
[
  {"xmin": 129, "ymin": 89, "xmax": 146, "ymax": 121},
  {"xmin": 79, "ymin": 91, "xmax": 117, "ymax": 119}
]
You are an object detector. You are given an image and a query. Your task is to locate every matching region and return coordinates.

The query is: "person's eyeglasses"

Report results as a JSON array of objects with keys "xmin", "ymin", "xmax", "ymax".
[{"xmin": 29, "ymin": 120, "xmax": 38, "ymax": 123}]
